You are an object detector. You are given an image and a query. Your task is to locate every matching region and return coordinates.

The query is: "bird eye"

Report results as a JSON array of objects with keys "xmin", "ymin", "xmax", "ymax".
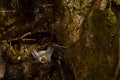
[{"xmin": 39, "ymin": 56, "xmax": 47, "ymax": 63}]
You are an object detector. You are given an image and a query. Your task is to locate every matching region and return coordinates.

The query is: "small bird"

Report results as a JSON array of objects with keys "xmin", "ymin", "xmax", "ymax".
[{"xmin": 31, "ymin": 47, "xmax": 54, "ymax": 63}]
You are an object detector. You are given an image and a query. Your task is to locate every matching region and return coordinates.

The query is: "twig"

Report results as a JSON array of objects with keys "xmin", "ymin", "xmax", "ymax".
[
  {"xmin": 39, "ymin": 42, "xmax": 67, "ymax": 49},
  {"xmin": 20, "ymin": 32, "xmax": 31, "ymax": 38},
  {"xmin": 2, "ymin": 32, "xmax": 34, "ymax": 43},
  {"xmin": 0, "ymin": 10, "xmax": 16, "ymax": 13}
]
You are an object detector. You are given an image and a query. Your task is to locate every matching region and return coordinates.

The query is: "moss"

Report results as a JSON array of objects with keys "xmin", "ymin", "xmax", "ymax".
[{"xmin": 113, "ymin": 0, "xmax": 120, "ymax": 5}]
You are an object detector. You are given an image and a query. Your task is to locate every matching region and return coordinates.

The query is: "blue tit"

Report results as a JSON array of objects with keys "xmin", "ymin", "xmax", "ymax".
[{"xmin": 31, "ymin": 47, "xmax": 54, "ymax": 63}]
